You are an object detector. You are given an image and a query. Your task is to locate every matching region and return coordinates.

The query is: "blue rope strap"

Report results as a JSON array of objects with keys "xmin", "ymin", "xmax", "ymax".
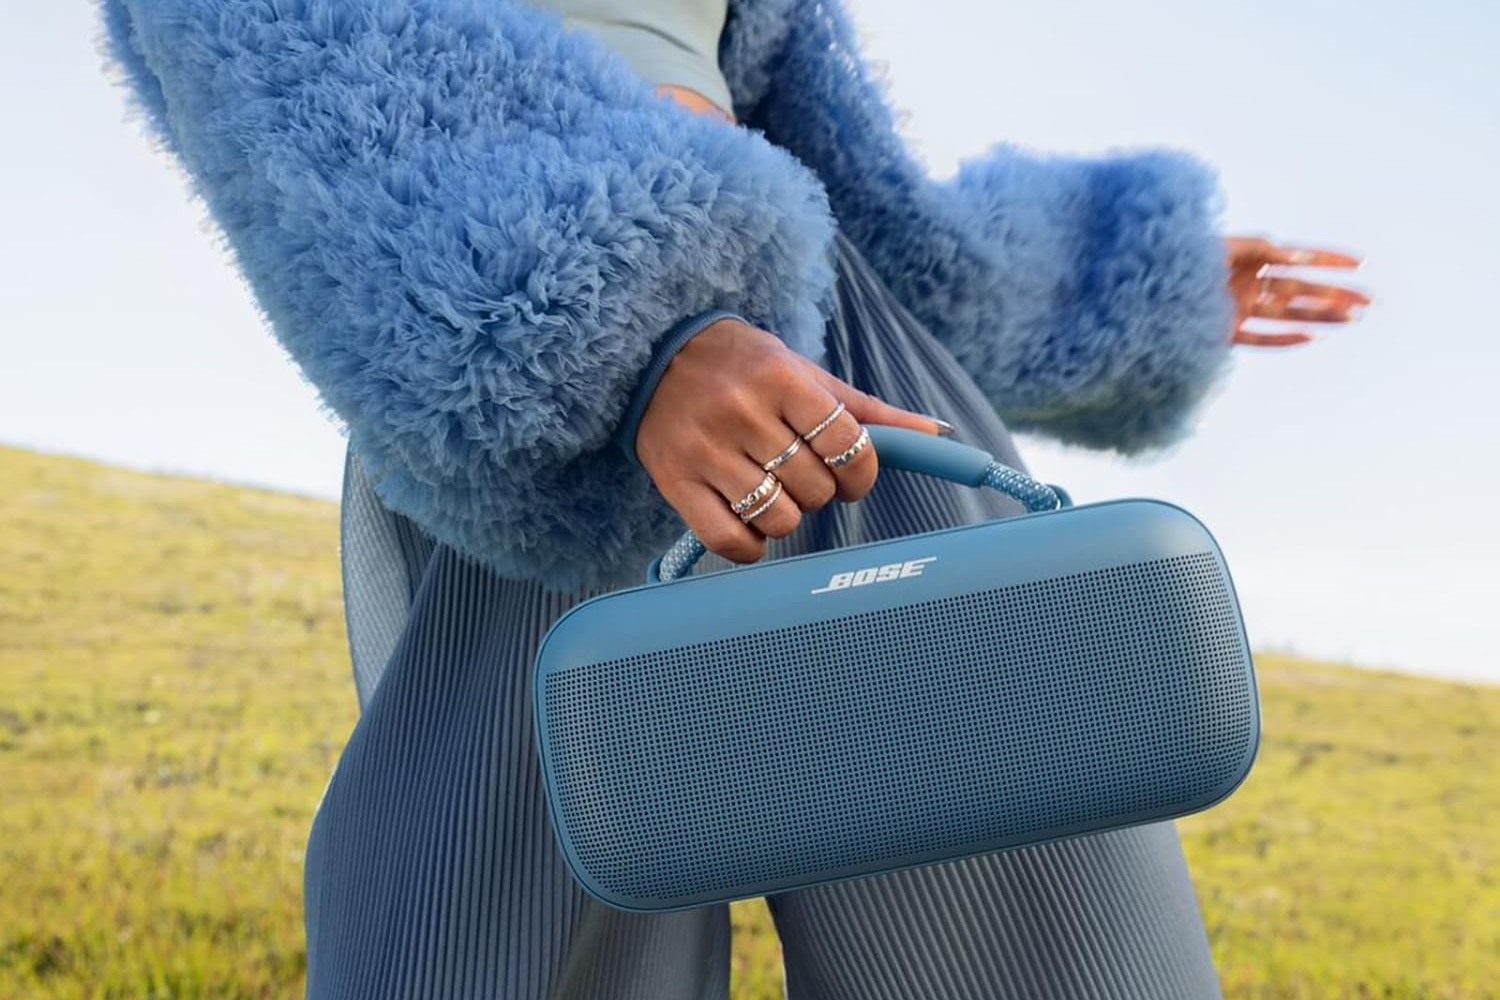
[
  {"xmin": 980, "ymin": 462, "xmax": 1066, "ymax": 515},
  {"xmin": 653, "ymin": 532, "xmax": 710, "ymax": 583},
  {"xmin": 649, "ymin": 459, "xmax": 1067, "ymax": 583}
]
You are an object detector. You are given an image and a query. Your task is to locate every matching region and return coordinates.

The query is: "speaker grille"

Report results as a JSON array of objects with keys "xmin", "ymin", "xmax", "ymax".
[{"xmin": 542, "ymin": 552, "xmax": 1253, "ymax": 904}]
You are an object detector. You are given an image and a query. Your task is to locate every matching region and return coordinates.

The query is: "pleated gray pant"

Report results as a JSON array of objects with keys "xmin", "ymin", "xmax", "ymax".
[{"xmin": 308, "ymin": 232, "xmax": 1225, "ymax": 999}]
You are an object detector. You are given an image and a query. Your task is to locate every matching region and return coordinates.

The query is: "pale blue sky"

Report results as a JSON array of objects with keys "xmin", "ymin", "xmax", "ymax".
[{"xmin": 2, "ymin": 1, "xmax": 1496, "ymax": 681}]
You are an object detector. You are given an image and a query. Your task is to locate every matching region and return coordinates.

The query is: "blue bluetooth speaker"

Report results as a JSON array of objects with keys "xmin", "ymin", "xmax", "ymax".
[{"xmin": 533, "ymin": 425, "xmax": 1259, "ymax": 912}]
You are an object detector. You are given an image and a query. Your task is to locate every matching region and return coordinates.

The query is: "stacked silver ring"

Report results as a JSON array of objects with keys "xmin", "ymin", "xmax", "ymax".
[
  {"xmin": 730, "ymin": 402, "xmax": 868, "ymax": 523},
  {"xmin": 800, "ymin": 401, "xmax": 846, "ymax": 442},
  {"xmin": 823, "ymin": 425, "xmax": 871, "ymax": 468},
  {"xmin": 760, "ymin": 436, "xmax": 802, "ymax": 473},
  {"xmin": 738, "ymin": 480, "xmax": 784, "ymax": 523},
  {"xmin": 731, "ymin": 472, "xmax": 779, "ymax": 515}
]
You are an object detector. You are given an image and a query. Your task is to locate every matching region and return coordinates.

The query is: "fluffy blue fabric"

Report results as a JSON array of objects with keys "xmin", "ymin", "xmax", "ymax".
[
  {"xmin": 725, "ymin": 0, "xmax": 1237, "ymax": 452},
  {"xmin": 96, "ymin": 0, "xmax": 1238, "ymax": 592},
  {"xmin": 96, "ymin": 0, "xmax": 837, "ymax": 592}
]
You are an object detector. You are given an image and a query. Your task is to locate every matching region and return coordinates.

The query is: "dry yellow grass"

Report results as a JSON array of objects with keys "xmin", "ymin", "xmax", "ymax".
[{"xmin": 1, "ymin": 442, "xmax": 1494, "ymax": 998}]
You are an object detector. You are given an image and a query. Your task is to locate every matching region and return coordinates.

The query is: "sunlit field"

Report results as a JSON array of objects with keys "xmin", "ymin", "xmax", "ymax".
[{"xmin": 2, "ymin": 443, "xmax": 1494, "ymax": 999}]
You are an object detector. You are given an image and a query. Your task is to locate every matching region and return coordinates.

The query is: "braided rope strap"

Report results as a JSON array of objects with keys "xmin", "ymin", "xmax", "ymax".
[
  {"xmin": 650, "ymin": 460, "xmax": 1069, "ymax": 584},
  {"xmin": 654, "ymin": 531, "xmax": 710, "ymax": 583},
  {"xmin": 980, "ymin": 462, "xmax": 1068, "ymax": 514}
]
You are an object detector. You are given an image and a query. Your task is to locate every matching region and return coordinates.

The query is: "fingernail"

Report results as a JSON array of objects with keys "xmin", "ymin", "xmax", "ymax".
[{"xmin": 923, "ymin": 415, "xmax": 956, "ymax": 436}]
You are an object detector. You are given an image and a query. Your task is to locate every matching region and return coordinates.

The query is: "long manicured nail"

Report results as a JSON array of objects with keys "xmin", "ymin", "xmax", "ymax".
[{"xmin": 924, "ymin": 415, "xmax": 956, "ymax": 436}]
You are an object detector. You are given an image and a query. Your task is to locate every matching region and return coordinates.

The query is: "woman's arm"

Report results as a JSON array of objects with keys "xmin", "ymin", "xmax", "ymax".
[
  {"xmin": 95, "ymin": 0, "xmax": 839, "ymax": 592},
  {"xmin": 727, "ymin": 0, "xmax": 1237, "ymax": 454}
]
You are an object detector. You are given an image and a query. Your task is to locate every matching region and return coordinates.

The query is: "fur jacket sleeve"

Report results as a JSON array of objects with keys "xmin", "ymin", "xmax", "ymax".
[
  {"xmin": 720, "ymin": 0, "xmax": 1237, "ymax": 452},
  {"xmin": 96, "ymin": 0, "xmax": 838, "ymax": 592},
  {"xmin": 97, "ymin": 0, "xmax": 1236, "ymax": 594}
]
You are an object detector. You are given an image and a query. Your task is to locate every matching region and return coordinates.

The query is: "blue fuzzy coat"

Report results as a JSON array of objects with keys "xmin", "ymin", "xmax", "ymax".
[{"xmin": 96, "ymin": 0, "xmax": 1235, "ymax": 592}]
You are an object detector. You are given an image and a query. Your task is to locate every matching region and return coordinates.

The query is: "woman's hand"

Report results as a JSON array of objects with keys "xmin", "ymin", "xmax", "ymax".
[
  {"xmin": 635, "ymin": 316, "xmax": 948, "ymax": 565},
  {"xmin": 1225, "ymin": 236, "xmax": 1372, "ymax": 347}
]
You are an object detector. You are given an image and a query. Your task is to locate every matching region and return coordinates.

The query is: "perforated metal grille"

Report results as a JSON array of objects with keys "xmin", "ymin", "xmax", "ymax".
[{"xmin": 542, "ymin": 552, "xmax": 1254, "ymax": 904}]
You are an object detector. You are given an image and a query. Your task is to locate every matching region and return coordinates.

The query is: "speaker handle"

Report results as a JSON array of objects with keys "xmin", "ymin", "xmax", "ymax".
[{"xmin": 647, "ymin": 424, "xmax": 1072, "ymax": 583}]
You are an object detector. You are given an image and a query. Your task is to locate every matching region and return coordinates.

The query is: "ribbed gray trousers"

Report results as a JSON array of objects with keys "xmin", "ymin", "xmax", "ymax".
[{"xmin": 307, "ymin": 232, "xmax": 1225, "ymax": 999}]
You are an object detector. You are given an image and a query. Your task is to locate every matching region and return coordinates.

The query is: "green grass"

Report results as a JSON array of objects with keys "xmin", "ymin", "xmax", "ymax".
[{"xmin": 1, "ymin": 443, "xmax": 1495, "ymax": 999}]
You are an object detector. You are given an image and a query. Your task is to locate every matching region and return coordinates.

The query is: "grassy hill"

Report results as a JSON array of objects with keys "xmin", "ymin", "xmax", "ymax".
[{"xmin": 1, "ymin": 443, "xmax": 1494, "ymax": 999}]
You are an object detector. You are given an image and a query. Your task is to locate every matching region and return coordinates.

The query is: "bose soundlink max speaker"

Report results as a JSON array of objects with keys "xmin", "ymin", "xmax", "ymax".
[{"xmin": 534, "ymin": 425, "xmax": 1259, "ymax": 913}]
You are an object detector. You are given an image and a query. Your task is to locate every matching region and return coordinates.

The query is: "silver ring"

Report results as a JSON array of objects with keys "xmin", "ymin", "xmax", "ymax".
[
  {"xmin": 739, "ymin": 480, "xmax": 784, "ymax": 523},
  {"xmin": 730, "ymin": 471, "xmax": 779, "ymax": 514},
  {"xmin": 800, "ymin": 401, "xmax": 846, "ymax": 442},
  {"xmin": 823, "ymin": 425, "xmax": 871, "ymax": 468},
  {"xmin": 760, "ymin": 435, "xmax": 803, "ymax": 473}
]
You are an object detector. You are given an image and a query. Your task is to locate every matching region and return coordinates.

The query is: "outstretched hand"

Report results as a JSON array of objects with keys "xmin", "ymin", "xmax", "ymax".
[{"xmin": 1225, "ymin": 236, "xmax": 1371, "ymax": 348}]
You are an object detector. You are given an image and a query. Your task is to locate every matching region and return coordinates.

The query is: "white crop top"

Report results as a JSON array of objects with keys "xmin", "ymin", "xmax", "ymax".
[{"xmin": 529, "ymin": 0, "xmax": 734, "ymax": 112}]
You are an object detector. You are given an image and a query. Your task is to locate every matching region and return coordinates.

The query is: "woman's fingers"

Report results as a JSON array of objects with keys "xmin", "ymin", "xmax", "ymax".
[
  {"xmin": 790, "ymin": 352, "xmax": 948, "ymax": 436},
  {"xmin": 727, "ymin": 353, "xmax": 841, "ymax": 513},
  {"xmin": 703, "ymin": 440, "xmax": 804, "ymax": 540},
  {"xmin": 1259, "ymin": 244, "xmax": 1363, "ymax": 269},
  {"xmin": 1224, "ymin": 234, "xmax": 1372, "ymax": 351},
  {"xmin": 655, "ymin": 476, "xmax": 771, "ymax": 565},
  {"xmin": 1232, "ymin": 329, "xmax": 1315, "ymax": 348},
  {"xmin": 1237, "ymin": 276, "xmax": 1367, "ymax": 347},
  {"xmin": 1225, "ymin": 236, "xmax": 1363, "ymax": 270},
  {"xmin": 745, "ymin": 418, "xmax": 838, "ymax": 515},
  {"xmin": 771, "ymin": 371, "xmax": 877, "ymax": 502},
  {"xmin": 1254, "ymin": 277, "xmax": 1371, "ymax": 323},
  {"xmin": 636, "ymin": 315, "xmax": 951, "ymax": 564},
  {"xmin": 1259, "ymin": 277, "xmax": 1371, "ymax": 306},
  {"xmin": 1253, "ymin": 298, "xmax": 1362, "ymax": 323}
]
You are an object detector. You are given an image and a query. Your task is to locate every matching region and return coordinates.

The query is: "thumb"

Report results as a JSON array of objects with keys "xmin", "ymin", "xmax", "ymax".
[{"xmin": 794, "ymin": 355, "xmax": 953, "ymax": 436}]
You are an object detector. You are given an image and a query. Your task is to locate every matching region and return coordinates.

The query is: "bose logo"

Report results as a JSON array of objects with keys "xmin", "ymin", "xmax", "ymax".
[{"xmin": 810, "ymin": 556, "xmax": 937, "ymax": 594}]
